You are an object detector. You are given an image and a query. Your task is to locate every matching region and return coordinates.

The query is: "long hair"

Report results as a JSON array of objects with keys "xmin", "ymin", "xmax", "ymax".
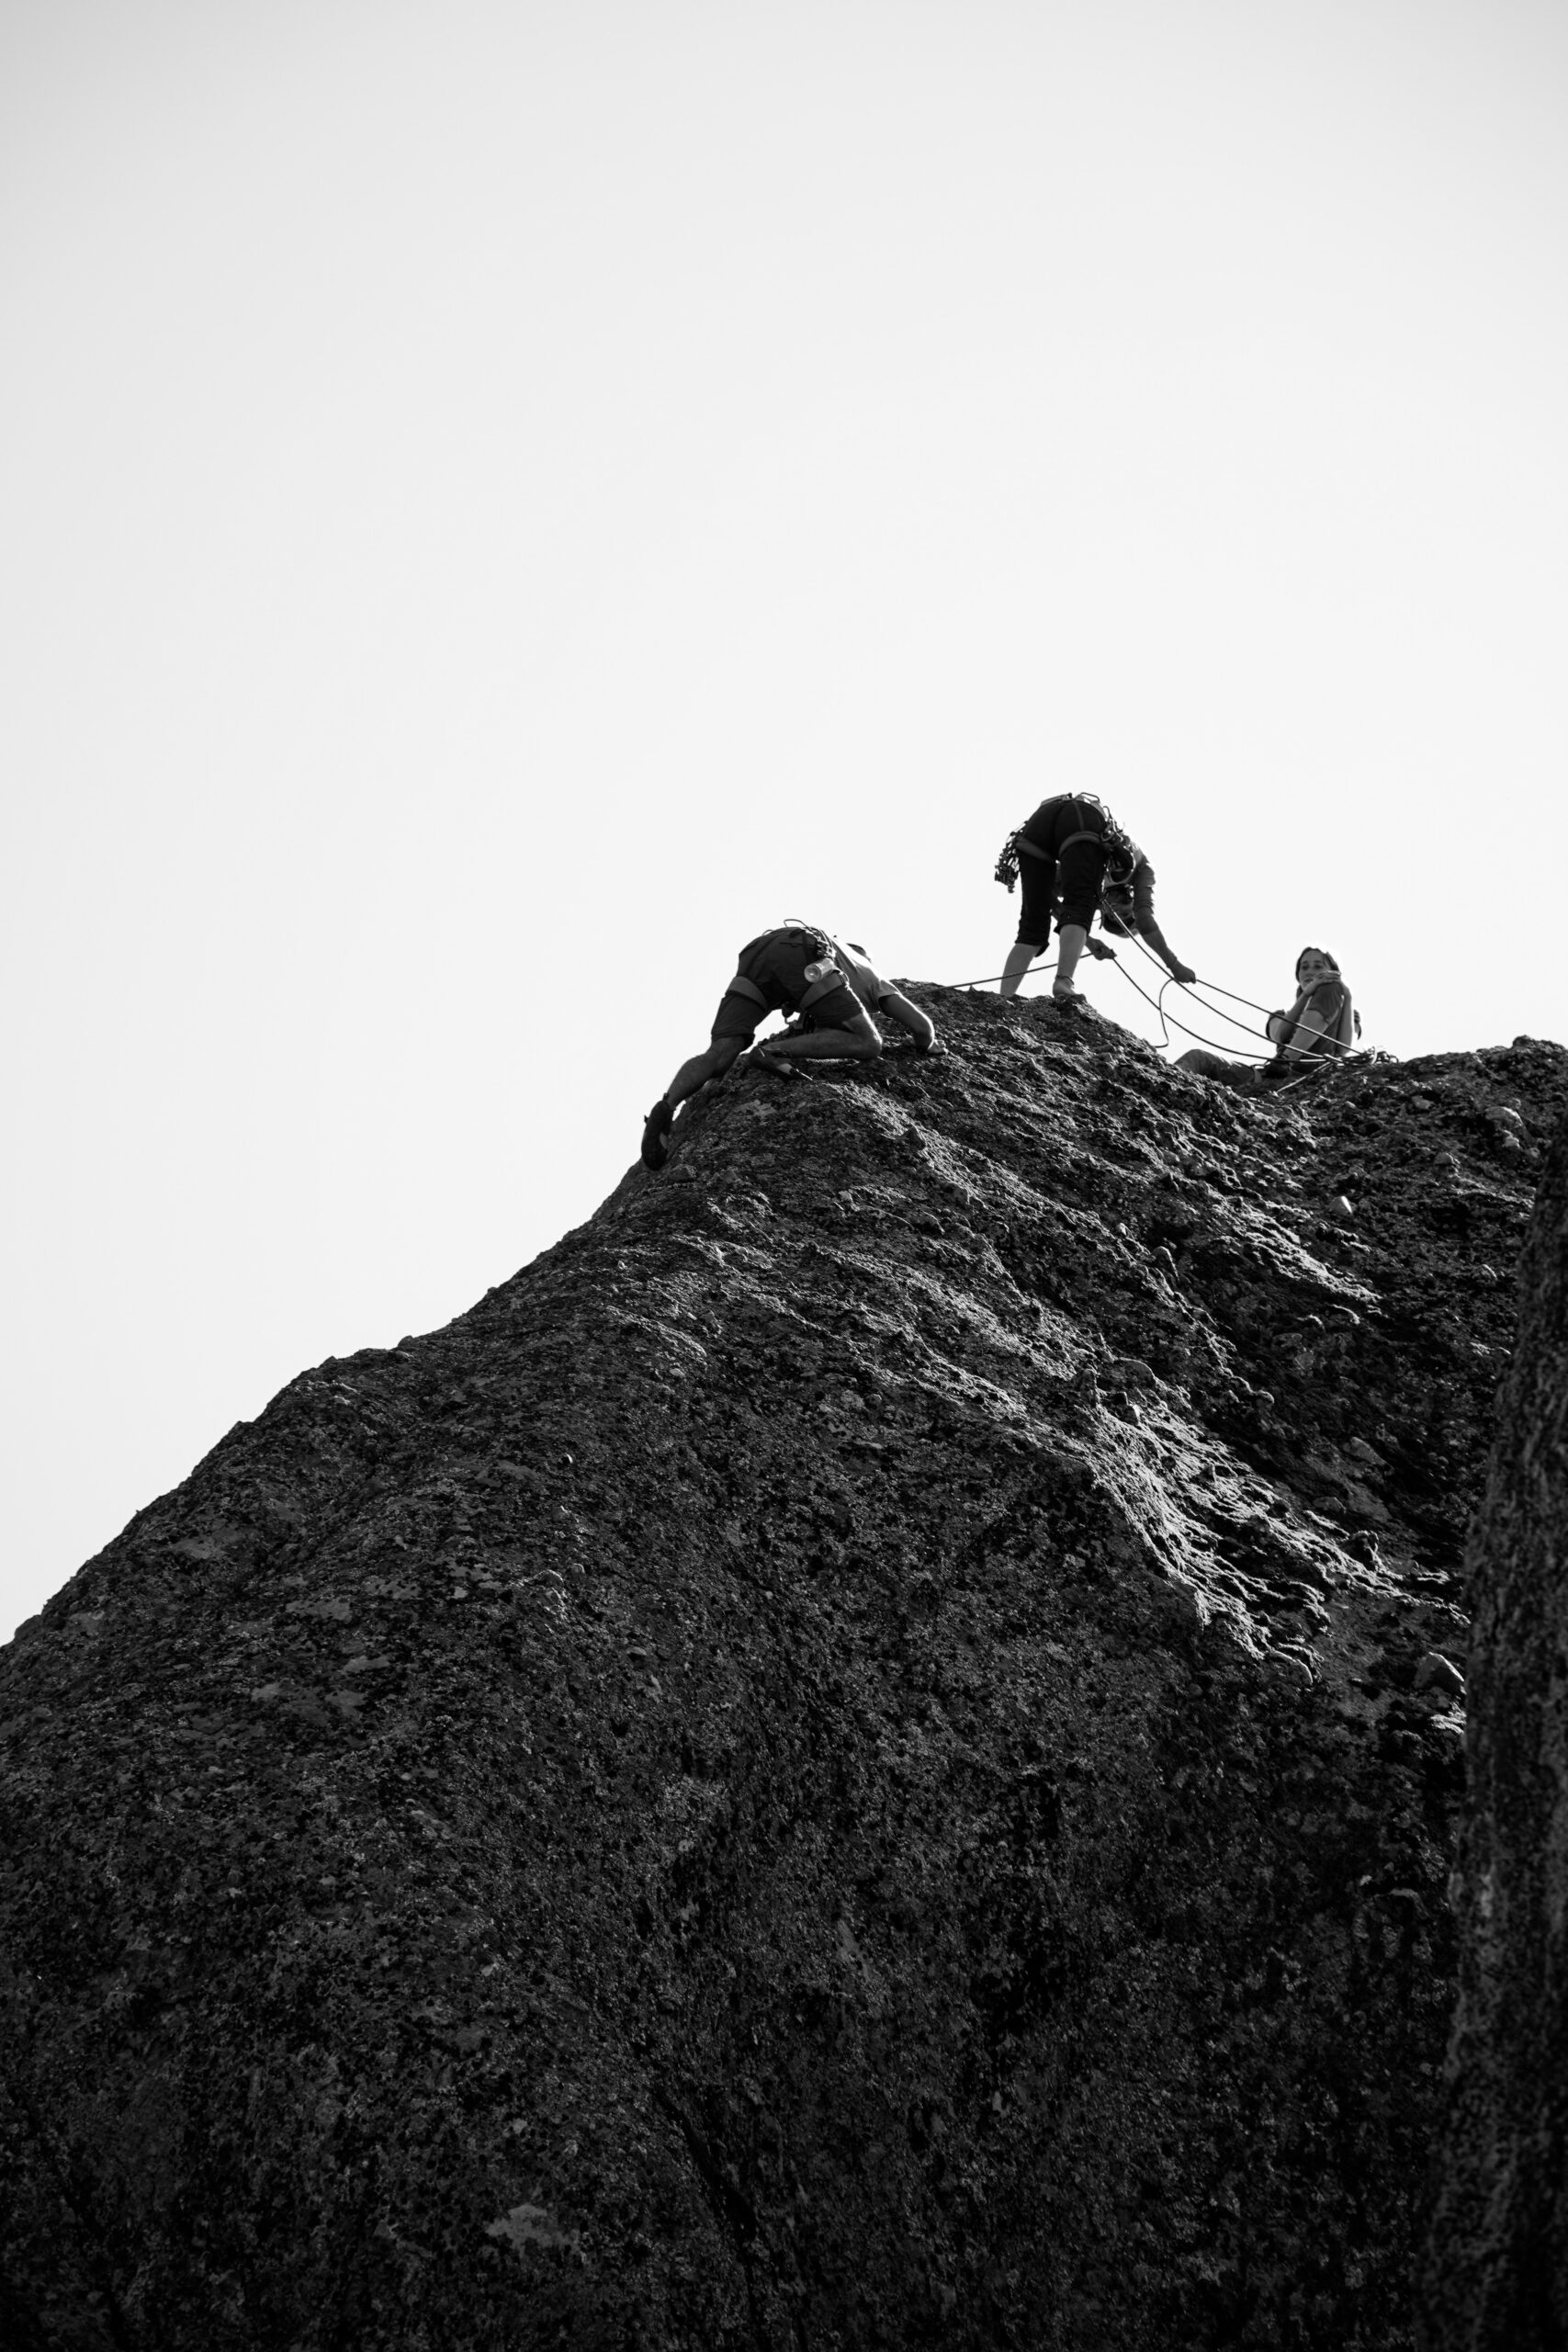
[{"xmin": 1295, "ymin": 945, "xmax": 1340, "ymax": 983}]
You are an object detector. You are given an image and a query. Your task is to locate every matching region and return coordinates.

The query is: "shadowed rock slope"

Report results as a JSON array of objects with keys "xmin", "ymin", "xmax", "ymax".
[
  {"xmin": 1422, "ymin": 1103, "xmax": 1568, "ymax": 2350},
  {"xmin": 3, "ymin": 992, "xmax": 1564, "ymax": 2352}
]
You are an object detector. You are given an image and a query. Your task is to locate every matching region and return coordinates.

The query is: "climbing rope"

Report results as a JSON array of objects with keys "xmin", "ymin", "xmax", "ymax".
[
  {"xmin": 1124, "ymin": 931, "xmax": 1264, "ymax": 1037},
  {"xmin": 1105, "ymin": 957, "xmax": 1276, "ymax": 1060},
  {"xmin": 941, "ymin": 957, "xmax": 1059, "ymax": 989},
  {"xmin": 930, "ymin": 933, "xmax": 1354, "ymax": 1071},
  {"xmin": 931, "ymin": 934, "xmax": 1279, "ymax": 1056},
  {"xmin": 1181, "ymin": 972, "xmax": 1277, "ymax": 1018},
  {"xmin": 1111, "ymin": 925, "xmax": 1355, "ymax": 1069}
]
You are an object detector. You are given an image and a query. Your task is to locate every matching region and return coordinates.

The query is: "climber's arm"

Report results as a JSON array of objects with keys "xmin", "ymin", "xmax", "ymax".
[{"xmin": 879, "ymin": 988, "xmax": 940, "ymax": 1052}]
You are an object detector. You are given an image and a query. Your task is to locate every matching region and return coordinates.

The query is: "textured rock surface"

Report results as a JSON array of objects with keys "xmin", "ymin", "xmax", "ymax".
[
  {"xmin": 1422, "ymin": 1104, "xmax": 1568, "ymax": 2350},
  {"xmin": 2, "ymin": 993, "xmax": 1564, "ymax": 2351}
]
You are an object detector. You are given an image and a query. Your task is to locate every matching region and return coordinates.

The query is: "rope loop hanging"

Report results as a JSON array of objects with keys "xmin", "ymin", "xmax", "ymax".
[
  {"xmin": 1111, "ymin": 925, "xmax": 1355, "ymax": 1069},
  {"xmin": 918, "ymin": 926, "xmax": 1357, "ymax": 1073},
  {"xmin": 924, "ymin": 927, "xmax": 1356, "ymax": 1072}
]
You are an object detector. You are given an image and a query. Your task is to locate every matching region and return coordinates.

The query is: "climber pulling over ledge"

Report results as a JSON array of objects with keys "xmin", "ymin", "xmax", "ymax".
[
  {"xmin": 996, "ymin": 792, "xmax": 1195, "ymax": 1006},
  {"xmin": 640, "ymin": 924, "xmax": 940, "ymax": 1171}
]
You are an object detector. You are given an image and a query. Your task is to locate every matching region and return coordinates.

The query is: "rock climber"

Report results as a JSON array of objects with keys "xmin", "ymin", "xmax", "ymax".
[
  {"xmin": 1177, "ymin": 946, "xmax": 1357, "ymax": 1085},
  {"xmin": 995, "ymin": 792, "xmax": 1195, "ymax": 1005},
  {"xmin": 639, "ymin": 924, "xmax": 939, "ymax": 1170}
]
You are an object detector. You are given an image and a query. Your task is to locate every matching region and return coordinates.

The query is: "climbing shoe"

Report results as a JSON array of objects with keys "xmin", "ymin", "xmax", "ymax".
[{"xmin": 640, "ymin": 1099, "xmax": 674, "ymax": 1170}]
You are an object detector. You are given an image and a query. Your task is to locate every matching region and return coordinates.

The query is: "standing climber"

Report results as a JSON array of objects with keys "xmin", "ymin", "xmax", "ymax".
[
  {"xmin": 639, "ymin": 924, "xmax": 939, "ymax": 1170},
  {"xmin": 995, "ymin": 793, "xmax": 1195, "ymax": 1004}
]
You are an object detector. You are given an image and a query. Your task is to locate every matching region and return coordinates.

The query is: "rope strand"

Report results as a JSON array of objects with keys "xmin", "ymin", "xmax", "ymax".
[
  {"xmin": 1111, "ymin": 940, "xmax": 1352, "ymax": 1069},
  {"xmin": 1105, "ymin": 959, "xmax": 1275, "ymax": 1060},
  {"xmin": 1117, "ymin": 924, "xmax": 1354, "ymax": 1068},
  {"xmin": 929, "ymin": 935, "xmax": 1355, "ymax": 1070},
  {"xmin": 939, "ymin": 958, "xmax": 1059, "ymax": 989},
  {"xmin": 1178, "ymin": 972, "xmax": 1276, "ymax": 1016}
]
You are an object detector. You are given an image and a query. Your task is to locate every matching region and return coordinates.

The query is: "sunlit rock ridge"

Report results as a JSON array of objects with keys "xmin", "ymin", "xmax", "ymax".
[{"xmin": 2, "ymin": 988, "xmax": 1563, "ymax": 2351}]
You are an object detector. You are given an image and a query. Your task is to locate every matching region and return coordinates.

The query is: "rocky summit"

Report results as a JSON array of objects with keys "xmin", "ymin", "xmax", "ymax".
[{"xmin": 2, "ymin": 989, "xmax": 1565, "ymax": 2352}]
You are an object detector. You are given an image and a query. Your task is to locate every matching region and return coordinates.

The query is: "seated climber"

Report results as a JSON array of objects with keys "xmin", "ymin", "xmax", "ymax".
[
  {"xmin": 1178, "ymin": 945, "xmax": 1357, "ymax": 1084},
  {"xmin": 639, "ymin": 924, "xmax": 937, "ymax": 1170},
  {"xmin": 995, "ymin": 792, "xmax": 1196, "ymax": 1005},
  {"xmin": 1269, "ymin": 945, "xmax": 1356, "ymax": 1061}
]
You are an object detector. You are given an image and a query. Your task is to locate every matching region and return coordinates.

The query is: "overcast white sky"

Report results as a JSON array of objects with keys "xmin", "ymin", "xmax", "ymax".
[{"xmin": 4, "ymin": 0, "xmax": 1565, "ymax": 1643}]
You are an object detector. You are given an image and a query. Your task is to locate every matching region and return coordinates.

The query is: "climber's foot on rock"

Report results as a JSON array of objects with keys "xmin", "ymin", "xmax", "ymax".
[
  {"xmin": 747, "ymin": 1046, "xmax": 809, "ymax": 1080},
  {"xmin": 640, "ymin": 1100, "xmax": 674, "ymax": 1169}
]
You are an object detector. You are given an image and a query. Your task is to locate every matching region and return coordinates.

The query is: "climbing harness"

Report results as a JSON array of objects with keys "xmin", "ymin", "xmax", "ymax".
[
  {"xmin": 995, "ymin": 794, "xmax": 1138, "ymax": 895},
  {"xmin": 797, "ymin": 959, "xmax": 849, "ymax": 1014},
  {"xmin": 723, "ymin": 923, "xmax": 833, "ymax": 1015}
]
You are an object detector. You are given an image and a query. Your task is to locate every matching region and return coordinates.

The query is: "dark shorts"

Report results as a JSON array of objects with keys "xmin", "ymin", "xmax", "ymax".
[
  {"xmin": 709, "ymin": 931, "xmax": 871, "ymax": 1042},
  {"xmin": 1016, "ymin": 836, "xmax": 1106, "ymax": 947},
  {"xmin": 711, "ymin": 989, "xmax": 769, "ymax": 1042},
  {"xmin": 712, "ymin": 979, "xmax": 872, "ymax": 1041}
]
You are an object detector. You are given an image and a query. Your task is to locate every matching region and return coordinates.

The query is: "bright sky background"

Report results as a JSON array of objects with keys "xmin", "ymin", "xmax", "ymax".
[{"xmin": 4, "ymin": 0, "xmax": 1565, "ymax": 1643}]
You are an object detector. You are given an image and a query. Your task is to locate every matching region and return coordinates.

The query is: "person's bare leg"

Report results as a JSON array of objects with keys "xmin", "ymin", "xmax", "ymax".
[
  {"xmin": 753, "ymin": 1018, "xmax": 881, "ymax": 1065},
  {"xmin": 999, "ymin": 942, "xmax": 1040, "ymax": 998},
  {"xmin": 660, "ymin": 1035, "xmax": 747, "ymax": 1111},
  {"xmin": 643, "ymin": 1034, "xmax": 749, "ymax": 1166},
  {"xmin": 1054, "ymin": 924, "xmax": 1088, "ymax": 999}
]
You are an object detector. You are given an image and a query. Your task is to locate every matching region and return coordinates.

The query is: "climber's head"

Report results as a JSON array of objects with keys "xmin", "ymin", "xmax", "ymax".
[{"xmin": 1296, "ymin": 946, "xmax": 1340, "ymax": 990}]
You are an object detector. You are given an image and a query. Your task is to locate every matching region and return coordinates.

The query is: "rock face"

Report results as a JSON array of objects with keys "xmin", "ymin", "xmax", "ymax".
[
  {"xmin": 1422, "ymin": 1105, "xmax": 1568, "ymax": 2349},
  {"xmin": 2, "ymin": 993, "xmax": 1563, "ymax": 2352}
]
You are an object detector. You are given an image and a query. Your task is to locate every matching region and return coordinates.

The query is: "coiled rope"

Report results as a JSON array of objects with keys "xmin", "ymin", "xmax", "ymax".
[
  {"xmin": 936, "ymin": 931, "xmax": 1354, "ymax": 1071},
  {"xmin": 1112, "ymin": 926, "xmax": 1355, "ymax": 1069}
]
